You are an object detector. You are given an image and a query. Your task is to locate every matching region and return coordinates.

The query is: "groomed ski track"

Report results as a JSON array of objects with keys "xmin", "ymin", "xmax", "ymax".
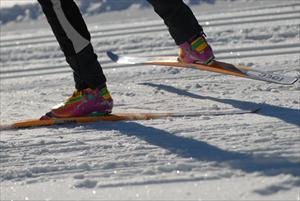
[
  {"xmin": 1, "ymin": 2, "xmax": 300, "ymax": 79},
  {"xmin": 1, "ymin": 1, "xmax": 299, "ymax": 200}
]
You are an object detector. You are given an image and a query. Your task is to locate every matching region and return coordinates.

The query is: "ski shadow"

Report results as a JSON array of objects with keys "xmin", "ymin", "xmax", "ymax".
[
  {"xmin": 141, "ymin": 83, "xmax": 300, "ymax": 127},
  {"xmin": 83, "ymin": 120, "xmax": 299, "ymax": 179}
]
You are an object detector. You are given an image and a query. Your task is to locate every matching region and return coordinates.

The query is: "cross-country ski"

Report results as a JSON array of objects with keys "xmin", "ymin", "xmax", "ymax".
[
  {"xmin": 107, "ymin": 51, "xmax": 298, "ymax": 85},
  {"xmin": 0, "ymin": 109, "xmax": 259, "ymax": 130}
]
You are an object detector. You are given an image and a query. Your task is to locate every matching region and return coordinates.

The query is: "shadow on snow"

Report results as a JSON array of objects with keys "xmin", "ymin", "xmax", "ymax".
[
  {"xmin": 73, "ymin": 82, "xmax": 299, "ymax": 193},
  {"xmin": 82, "ymin": 119, "xmax": 299, "ymax": 193},
  {"xmin": 142, "ymin": 83, "xmax": 300, "ymax": 127}
]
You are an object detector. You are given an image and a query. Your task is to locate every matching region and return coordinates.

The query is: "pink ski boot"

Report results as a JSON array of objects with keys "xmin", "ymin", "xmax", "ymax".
[
  {"xmin": 41, "ymin": 86, "xmax": 113, "ymax": 119},
  {"xmin": 178, "ymin": 32, "xmax": 215, "ymax": 65}
]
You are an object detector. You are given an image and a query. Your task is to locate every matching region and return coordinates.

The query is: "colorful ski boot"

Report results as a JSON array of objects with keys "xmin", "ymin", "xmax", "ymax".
[
  {"xmin": 41, "ymin": 86, "xmax": 113, "ymax": 120},
  {"xmin": 178, "ymin": 32, "xmax": 215, "ymax": 65}
]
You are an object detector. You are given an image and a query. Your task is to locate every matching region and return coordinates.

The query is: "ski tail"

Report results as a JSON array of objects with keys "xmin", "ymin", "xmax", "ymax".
[
  {"xmin": 0, "ymin": 109, "xmax": 259, "ymax": 130},
  {"xmin": 107, "ymin": 51, "xmax": 119, "ymax": 63}
]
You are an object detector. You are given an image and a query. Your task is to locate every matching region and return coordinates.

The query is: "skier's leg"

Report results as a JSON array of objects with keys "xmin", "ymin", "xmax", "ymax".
[
  {"xmin": 38, "ymin": 0, "xmax": 113, "ymax": 118},
  {"xmin": 147, "ymin": 0, "xmax": 202, "ymax": 45},
  {"xmin": 147, "ymin": 0, "xmax": 215, "ymax": 64},
  {"xmin": 37, "ymin": 0, "xmax": 106, "ymax": 90}
]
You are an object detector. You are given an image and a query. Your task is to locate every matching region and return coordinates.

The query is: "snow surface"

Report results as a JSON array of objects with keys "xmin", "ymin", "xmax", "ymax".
[{"xmin": 0, "ymin": 0, "xmax": 300, "ymax": 200}]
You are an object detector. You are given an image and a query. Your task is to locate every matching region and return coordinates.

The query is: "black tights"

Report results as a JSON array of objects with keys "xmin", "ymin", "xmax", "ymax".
[{"xmin": 38, "ymin": 0, "xmax": 203, "ymax": 89}]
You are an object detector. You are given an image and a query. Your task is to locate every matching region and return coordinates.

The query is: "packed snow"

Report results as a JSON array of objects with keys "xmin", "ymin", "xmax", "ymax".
[{"xmin": 0, "ymin": 0, "xmax": 299, "ymax": 200}]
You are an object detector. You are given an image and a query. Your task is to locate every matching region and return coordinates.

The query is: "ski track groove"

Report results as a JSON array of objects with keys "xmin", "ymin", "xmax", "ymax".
[
  {"xmin": 1, "ymin": 7, "xmax": 299, "ymax": 47},
  {"xmin": 1, "ymin": 4, "xmax": 299, "ymax": 43},
  {"xmin": 1, "ymin": 14, "xmax": 299, "ymax": 49},
  {"xmin": 1, "ymin": 41, "xmax": 300, "ymax": 79},
  {"xmin": 1, "ymin": 42, "xmax": 300, "ymax": 74},
  {"xmin": 1, "ymin": 8, "xmax": 299, "ymax": 79}
]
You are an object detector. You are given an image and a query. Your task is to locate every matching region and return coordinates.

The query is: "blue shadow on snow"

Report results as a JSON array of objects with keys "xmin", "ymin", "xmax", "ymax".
[
  {"xmin": 73, "ymin": 82, "xmax": 299, "ymax": 192},
  {"xmin": 141, "ymin": 83, "xmax": 300, "ymax": 127},
  {"xmin": 85, "ymin": 121, "xmax": 299, "ymax": 178}
]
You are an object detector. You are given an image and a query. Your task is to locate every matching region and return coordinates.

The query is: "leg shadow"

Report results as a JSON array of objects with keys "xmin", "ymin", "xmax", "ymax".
[
  {"xmin": 141, "ymin": 83, "xmax": 300, "ymax": 127},
  {"xmin": 83, "ymin": 121, "xmax": 299, "ymax": 177}
]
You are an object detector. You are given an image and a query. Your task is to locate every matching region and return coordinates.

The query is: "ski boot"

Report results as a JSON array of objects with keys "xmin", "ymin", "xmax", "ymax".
[
  {"xmin": 41, "ymin": 86, "xmax": 113, "ymax": 120},
  {"xmin": 178, "ymin": 32, "xmax": 215, "ymax": 65}
]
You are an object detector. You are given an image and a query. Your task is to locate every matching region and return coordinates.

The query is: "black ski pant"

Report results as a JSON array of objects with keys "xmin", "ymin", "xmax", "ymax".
[{"xmin": 38, "ymin": 0, "xmax": 203, "ymax": 90}]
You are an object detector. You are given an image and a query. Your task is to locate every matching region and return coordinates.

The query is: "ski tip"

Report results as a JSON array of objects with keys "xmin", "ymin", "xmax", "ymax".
[
  {"xmin": 280, "ymin": 77, "xmax": 298, "ymax": 85},
  {"xmin": 106, "ymin": 51, "xmax": 119, "ymax": 62}
]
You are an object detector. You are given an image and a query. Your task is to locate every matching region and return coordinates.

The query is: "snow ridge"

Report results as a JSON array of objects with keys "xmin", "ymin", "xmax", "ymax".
[{"xmin": 0, "ymin": 0, "xmax": 216, "ymax": 25}]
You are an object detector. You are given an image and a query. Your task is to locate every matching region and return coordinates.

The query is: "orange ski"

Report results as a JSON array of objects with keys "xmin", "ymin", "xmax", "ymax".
[
  {"xmin": 0, "ymin": 109, "xmax": 258, "ymax": 130},
  {"xmin": 107, "ymin": 51, "xmax": 298, "ymax": 85}
]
